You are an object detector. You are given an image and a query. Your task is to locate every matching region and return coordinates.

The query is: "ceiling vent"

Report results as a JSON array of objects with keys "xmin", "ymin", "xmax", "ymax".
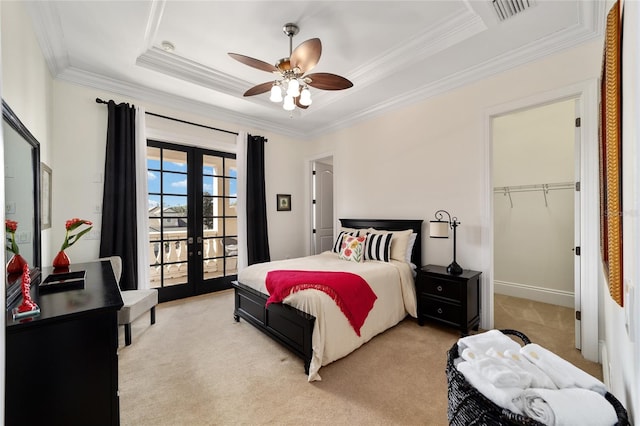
[{"xmin": 492, "ymin": 0, "xmax": 536, "ymax": 21}]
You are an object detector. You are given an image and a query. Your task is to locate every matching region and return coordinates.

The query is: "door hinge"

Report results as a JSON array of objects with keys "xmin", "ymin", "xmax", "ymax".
[
  {"xmin": 575, "ymin": 117, "xmax": 581, "ymax": 127},
  {"xmin": 576, "ymin": 311, "xmax": 581, "ymax": 321},
  {"xmin": 575, "ymin": 181, "xmax": 580, "ymax": 191},
  {"xmin": 574, "ymin": 246, "xmax": 581, "ymax": 256}
]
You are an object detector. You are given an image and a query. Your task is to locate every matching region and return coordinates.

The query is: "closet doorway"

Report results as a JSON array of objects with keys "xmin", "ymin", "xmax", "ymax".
[
  {"xmin": 492, "ymin": 98, "xmax": 580, "ymax": 346},
  {"xmin": 147, "ymin": 140, "xmax": 238, "ymax": 302},
  {"xmin": 311, "ymin": 157, "xmax": 334, "ymax": 255}
]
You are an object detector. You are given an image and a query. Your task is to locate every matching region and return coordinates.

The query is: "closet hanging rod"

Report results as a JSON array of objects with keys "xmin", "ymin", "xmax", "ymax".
[
  {"xmin": 493, "ymin": 182, "xmax": 575, "ymax": 194},
  {"xmin": 95, "ymin": 98, "xmax": 239, "ymax": 136}
]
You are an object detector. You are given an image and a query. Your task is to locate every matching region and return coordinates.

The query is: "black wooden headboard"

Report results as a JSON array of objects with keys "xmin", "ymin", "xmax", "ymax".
[{"xmin": 339, "ymin": 219, "xmax": 423, "ymax": 267}]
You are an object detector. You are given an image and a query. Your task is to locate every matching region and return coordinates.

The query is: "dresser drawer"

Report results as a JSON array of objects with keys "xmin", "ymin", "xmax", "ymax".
[
  {"xmin": 420, "ymin": 297, "xmax": 461, "ymax": 325},
  {"xmin": 420, "ymin": 277, "xmax": 462, "ymax": 301}
]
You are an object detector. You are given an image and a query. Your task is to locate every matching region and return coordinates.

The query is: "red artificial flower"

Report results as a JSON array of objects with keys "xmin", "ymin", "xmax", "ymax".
[
  {"xmin": 5, "ymin": 219, "xmax": 19, "ymax": 254},
  {"xmin": 60, "ymin": 218, "xmax": 93, "ymax": 251}
]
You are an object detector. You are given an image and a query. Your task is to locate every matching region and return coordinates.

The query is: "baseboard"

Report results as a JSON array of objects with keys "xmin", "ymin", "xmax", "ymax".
[
  {"xmin": 600, "ymin": 340, "xmax": 609, "ymax": 387},
  {"xmin": 494, "ymin": 280, "xmax": 574, "ymax": 308}
]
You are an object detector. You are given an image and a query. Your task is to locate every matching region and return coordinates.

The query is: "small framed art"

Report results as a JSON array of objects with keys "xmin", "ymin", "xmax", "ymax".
[{"xmin": 276, "ymin": 194, "xmax": 291, "ymax": 211}]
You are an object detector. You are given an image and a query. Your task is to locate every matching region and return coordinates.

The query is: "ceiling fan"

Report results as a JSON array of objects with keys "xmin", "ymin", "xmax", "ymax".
[{"xmin": 228, "ymin": 23, "xmax": 353, "ymax": 111}]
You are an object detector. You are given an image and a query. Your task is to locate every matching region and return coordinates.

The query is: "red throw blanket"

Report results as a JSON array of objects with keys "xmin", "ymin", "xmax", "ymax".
[{"xmin": 265, "ymin": 270, "xmax": 378, "ymax": 337}]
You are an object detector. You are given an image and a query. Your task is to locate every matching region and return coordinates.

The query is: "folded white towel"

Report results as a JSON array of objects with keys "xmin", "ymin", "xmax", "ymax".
[
  {"xmin": 462, "ymin": 348, "xmax": 531, "ymax": 389},
  {"xmin": 503, "ymin": 349, "xmax": 557, "ymax": 389},
  {"xmin": 458, "ymin": 329, "xmax": 522, "ymax": 354},
  {"xmin": 456, "ymin": 361, "xmax": 523, "ymax": 415},
  {"xmin": 520, "ymin": 344, "xmax": 607, "ymax": 395},
  {"xmin": 514, "ymin": 388, "xmax": 618, "ymax": 426}
]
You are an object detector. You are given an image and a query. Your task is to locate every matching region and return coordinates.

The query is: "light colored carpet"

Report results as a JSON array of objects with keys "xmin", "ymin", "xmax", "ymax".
[{"xmin": 118, "ymin": 291, "xmax": 601, "ymax": 425}]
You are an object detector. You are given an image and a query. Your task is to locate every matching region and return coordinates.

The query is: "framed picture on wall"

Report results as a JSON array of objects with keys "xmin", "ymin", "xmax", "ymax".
[
  {"xmin": 599, "ymin": 0, "xmax": 623, "ymax": 307},
  {"xmin": 41, "ymin": 162, "xmax": 52, "ymax": 230},
  {"xmin": 277, "ymin": 194, "xmax": 291, "ymax": 211}
]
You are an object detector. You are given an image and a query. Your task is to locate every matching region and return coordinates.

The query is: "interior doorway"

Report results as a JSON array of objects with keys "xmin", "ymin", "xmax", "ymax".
[
  {"xmin": 311, "ymin": 157, "xmax": 334, "ymax": 255},
  {"xmin": 491, "ymin": 98, "xmax": 580, "ymax": 347}
]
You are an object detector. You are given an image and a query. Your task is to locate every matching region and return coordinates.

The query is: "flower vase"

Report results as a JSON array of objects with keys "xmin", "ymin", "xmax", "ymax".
[
  {"xmin": 53, "ymin": 250, "xmax": 70, "ymax": 269},
  {"xmin": 7, "ymin": 254, "xmax": 27, "ymax": 275}
]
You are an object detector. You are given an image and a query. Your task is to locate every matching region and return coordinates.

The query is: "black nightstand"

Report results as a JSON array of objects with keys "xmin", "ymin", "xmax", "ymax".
[{"xmin": 415, "ymin": 264, "xmax": 481, "ymax": 336}]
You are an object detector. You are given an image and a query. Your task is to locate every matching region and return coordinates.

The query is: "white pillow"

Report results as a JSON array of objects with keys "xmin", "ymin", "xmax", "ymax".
[{"xmin": 405, "ymin": 232, "xmax": 417, "ymax": 264}]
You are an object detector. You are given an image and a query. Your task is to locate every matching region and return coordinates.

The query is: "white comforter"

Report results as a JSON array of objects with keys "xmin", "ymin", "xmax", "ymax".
[{"xmin": 237, "ymin": 251, "xmax": 417, "ymax": 381}]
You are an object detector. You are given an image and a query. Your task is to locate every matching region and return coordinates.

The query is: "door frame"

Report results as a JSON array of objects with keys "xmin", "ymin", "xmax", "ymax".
[
  {"xmin": 147, "ymin": 140, "xmax": 237, "ymax": 302},
  {"xmin": 481, "ymin": 79, "xmax": 600, "ymax": 362},
  {"xmin": 306, "ymin": 152, "xmax": 335, "ymax": 256}
]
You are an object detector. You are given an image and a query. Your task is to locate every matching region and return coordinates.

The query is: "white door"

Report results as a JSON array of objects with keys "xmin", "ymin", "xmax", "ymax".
[
  {"xmin": 313, "ymin": 161, "xmax": 334, "ymax": 254},
  {"xmin": 573, "ymin": 100, "xmax": 582, "ymax": 349}
]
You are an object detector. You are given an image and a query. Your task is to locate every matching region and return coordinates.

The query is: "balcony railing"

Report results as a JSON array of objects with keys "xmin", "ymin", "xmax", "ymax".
[{"xmin": 148, "ymin": 229, "xmax": 237, "ymax": 287}]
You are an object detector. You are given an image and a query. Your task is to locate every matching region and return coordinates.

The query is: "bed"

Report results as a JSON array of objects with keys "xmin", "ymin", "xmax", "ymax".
[{"xmin": 232, "ymin": 218, "xmax": 423, "ymax": 381}]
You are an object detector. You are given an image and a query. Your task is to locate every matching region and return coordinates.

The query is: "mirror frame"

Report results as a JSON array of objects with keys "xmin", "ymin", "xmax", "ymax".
[{"xmin": 3, "ymin": 99, "xmax": 42, "ymax": 308}]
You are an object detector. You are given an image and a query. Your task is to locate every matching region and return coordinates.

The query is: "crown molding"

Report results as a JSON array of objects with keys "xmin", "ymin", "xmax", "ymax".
[
  {"xmin": 142, "ymin": 0, "xmax": 166, "ymax": 50},
  {"xmin": 25, "ymin": 2, "xmax": 70, "ymax": 76},
  {"xmin": 349, "ymin": 7, "xmax": 486, "ymax": 89},
  {"xmin": 307, "ymin": 1, "xmax": 604, "ymax": 138},
  {"xmin": 26, "ymin": 1, "xmax": 604, "ymax": 141},
  {"xmin": 136, "ymin": 47, "xmax": 251, "ymax": 97},
  {"xmin": 56, "ymin": 66, "xmax": 307, "ymax": 139}
]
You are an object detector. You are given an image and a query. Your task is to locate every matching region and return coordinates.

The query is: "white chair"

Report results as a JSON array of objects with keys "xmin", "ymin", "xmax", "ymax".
[{"xmin": 101, "ymin": 256, "xmax": 158, "ymax": 346}]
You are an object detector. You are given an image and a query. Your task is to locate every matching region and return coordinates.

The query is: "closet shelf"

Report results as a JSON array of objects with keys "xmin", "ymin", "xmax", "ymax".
[{"xmin": 493, "ymin": 181, "xmax": 575, "ymax": 207}]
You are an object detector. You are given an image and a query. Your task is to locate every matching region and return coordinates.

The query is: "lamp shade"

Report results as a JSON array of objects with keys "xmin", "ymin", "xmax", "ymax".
[{"xmin": 429, "ymin": 221, "xmax": 449, "ymax": 238}]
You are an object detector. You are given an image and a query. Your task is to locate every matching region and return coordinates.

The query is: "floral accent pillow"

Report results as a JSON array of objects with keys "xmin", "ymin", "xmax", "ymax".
[{"xmin": 339, "ymin": 235, "xmax": 367, "ymax": 263}]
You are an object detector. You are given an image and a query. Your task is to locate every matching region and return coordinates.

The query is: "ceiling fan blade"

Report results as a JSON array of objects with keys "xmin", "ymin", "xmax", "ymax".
[
  {"xmin": 228, "ymin": 53, "xmax": 278, "ymax": 73},
  {"xmin": 305, "ymin": 73, "xmax": 353, "ymax": 90},
  {"xmin": 243, "ymin": 81, "xmax": 274, "ymax": 97},
  {"xmin": 295, "ymin": 96, "xmax": 309, "ymax": 110},
  {"xmin": 290, "ymin": 38, "xmax": 322, "ymax": 74}
]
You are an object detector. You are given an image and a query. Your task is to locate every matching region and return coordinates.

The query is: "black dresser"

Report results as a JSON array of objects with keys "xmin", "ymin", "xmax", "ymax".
[
  {"xmin": 415, "ymin": 264, "xmax": 481, "ymax": 336},
  {"xmin": 5, "ymin": 260, "xmax": 123, "ymax": 426}
]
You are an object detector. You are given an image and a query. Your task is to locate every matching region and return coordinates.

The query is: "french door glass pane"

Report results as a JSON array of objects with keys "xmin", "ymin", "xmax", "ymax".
[
  {"xmin": 162, "ymin": 150, "xmax": 187, "ymax": 172},
  {"xmin": 147, "ymin": 146, "xmax": 189, "ymax": 290},
  {"xmin": 147, "ymin": 144, "xmax": 237, "ymax": 296}
]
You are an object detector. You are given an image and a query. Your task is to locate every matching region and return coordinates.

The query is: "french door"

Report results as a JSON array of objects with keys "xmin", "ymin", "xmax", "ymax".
[{"xmin": 147, "ymin": 140, "xmax": 237, "ymax": 302}]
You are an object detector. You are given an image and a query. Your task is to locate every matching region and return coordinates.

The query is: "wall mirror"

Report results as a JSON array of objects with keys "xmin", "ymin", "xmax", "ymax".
[{"xmin": 3, "ymin": 100, "xmax": 42, "ymax": 307}]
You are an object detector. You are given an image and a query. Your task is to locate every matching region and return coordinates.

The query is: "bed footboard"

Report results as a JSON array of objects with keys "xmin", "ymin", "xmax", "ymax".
[{"xmin": 232, "ymin": 281, "xmax": 315, "ymax": 374}]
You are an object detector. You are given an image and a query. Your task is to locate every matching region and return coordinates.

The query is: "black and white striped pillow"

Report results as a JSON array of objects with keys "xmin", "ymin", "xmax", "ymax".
[
  {"xmin": 332, "ymin": 230, "xmax": 359, "ymax": 253},
  {"xmin": 364, "ymin": 233, "xmax": 393, "ymax": 262}
]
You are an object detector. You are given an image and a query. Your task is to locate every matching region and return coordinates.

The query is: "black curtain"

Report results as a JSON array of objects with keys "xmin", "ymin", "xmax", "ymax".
[
  {"xmin": 246, "ymin": 134, "xmax": 270, "ymax": 265},
  {"xmin": 99, "ymin": 101, "xmax": 138, "ymax": 290}
]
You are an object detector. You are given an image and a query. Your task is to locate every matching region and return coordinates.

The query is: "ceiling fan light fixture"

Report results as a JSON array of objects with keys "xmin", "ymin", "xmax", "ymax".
[
  {"xmin": 269, "ymin": 83, "xmax": 283, "ymax": 102},
  {"xmin": 299, "ymin": 87, "xmax": 312, "ymax": 106},
  {"xmin": 286, "ymin": 78, "xmax": 300, "ymax": 97},
  {"xmin": 283, "ymin": 95, "xmax": 295, "ymax": 111},
  {"xmin": 229, "ymin": 22, "xmax": 353, "ymax": 113}
]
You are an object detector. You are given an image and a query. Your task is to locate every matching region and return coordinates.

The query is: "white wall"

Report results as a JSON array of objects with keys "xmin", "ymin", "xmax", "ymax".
[
  {"xmin": 305, "ymin": 41, "xmax": 603, "ymax": 272},
  {"xmin": 48, "ymin": 82, "xmax": 307, "ymax": 265},
  {"xmin": 1, "ymin": 1, "xmax": 54, "ymax": 264},
  {"xmin": 493, "ymin": 100, "xmax": 576, "ymax": 306}
]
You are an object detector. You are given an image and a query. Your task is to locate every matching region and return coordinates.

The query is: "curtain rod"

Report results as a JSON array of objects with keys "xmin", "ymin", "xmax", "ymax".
[{"xmin": 95, "ymin": 98, "xmax": 239, "ymax": 136}]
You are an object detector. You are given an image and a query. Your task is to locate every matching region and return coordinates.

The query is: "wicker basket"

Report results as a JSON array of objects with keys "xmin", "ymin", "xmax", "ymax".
[{"xmin": 446, "ymin": 329, "xmax": 629, "ymax": 426}]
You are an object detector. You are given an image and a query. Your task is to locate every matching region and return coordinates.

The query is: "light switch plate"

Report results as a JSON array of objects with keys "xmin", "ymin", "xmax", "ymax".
[{"xmin": 625, "ymin": 280, "xmax": 635, "ymax": 341}]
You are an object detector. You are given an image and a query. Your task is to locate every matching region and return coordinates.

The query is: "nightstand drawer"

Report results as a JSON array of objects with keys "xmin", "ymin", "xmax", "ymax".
[
  {"xmin": 421, "ymin": 297, "xmax": 461, "ymax": 324},
  {"xmin": 420, "ymin": 278, "xmax": 461, "ymax": 301}
]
